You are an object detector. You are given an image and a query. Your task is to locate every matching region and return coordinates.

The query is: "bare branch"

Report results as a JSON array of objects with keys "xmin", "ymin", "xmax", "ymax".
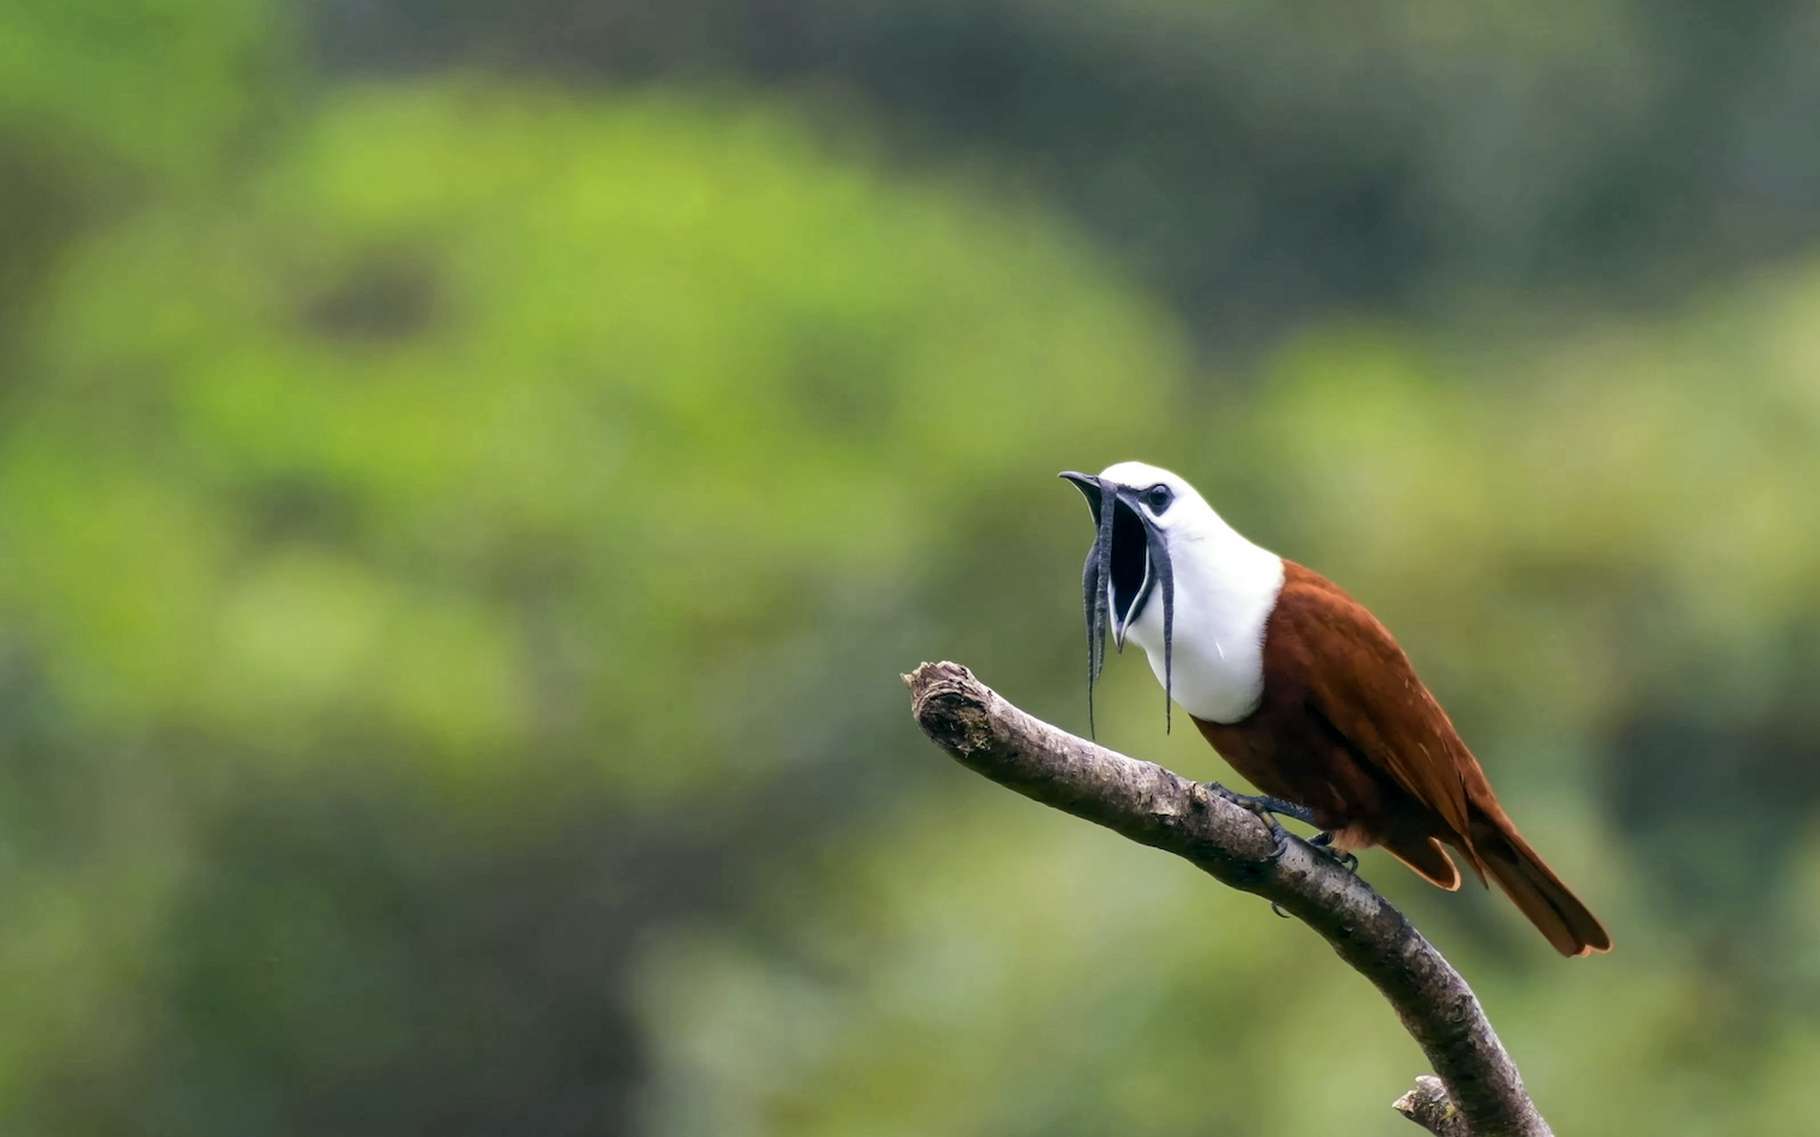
[
  {"xmin": 1395, "ymin": 1075, "xmax": 1473, "ymax": 1137},
  {"xmin": 903, "ymin": 661, "xmax": 1552, "ymax": 1137}
]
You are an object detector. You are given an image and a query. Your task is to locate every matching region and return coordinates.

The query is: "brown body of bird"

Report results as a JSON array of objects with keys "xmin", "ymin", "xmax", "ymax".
[{"xmin": 1063, "ymin": 462, "xmax": 1611, "ymax": 957}]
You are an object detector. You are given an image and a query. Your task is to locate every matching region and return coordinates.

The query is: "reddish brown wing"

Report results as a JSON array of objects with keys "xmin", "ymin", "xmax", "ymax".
[
  {"xmin": 1272, "ymin": 563, "xmax": 1611, "ymax": 956},
  {"xmin": 1274, "ymin": 562, "xmax": 1481, "ymax": 864}
]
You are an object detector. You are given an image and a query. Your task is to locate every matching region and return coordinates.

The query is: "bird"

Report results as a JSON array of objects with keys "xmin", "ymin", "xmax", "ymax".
[{"xmin": 1060, "ymin": 460, "xmax": 1611, "ymax": 957}]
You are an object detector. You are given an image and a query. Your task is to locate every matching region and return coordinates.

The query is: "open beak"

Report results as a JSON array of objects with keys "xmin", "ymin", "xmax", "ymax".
[
  {"xmin": 1060, "ymin": 472, "xmax": 1161, "ymax": 648},
  {"xmin": 1059, "ymin": 471, "xmax": 1177, "ymax": 736}
]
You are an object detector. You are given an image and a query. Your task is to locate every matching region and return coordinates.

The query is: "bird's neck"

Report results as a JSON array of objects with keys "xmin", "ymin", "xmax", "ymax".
[{"xmin": 1124, "ymin": 520, "xmax": 1284, "ymax": 724}]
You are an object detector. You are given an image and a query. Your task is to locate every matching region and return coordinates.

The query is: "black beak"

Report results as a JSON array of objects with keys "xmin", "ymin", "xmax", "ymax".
[
  {"xmin": 1059, "ymin": 471, "xmax": 1102, "ymax": 524},
  {"xmin": 1058, "ymin": 471, "xmax": 1176, "ymax": 736}
]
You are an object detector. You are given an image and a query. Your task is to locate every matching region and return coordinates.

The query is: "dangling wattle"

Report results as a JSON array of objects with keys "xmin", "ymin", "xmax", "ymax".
[{"xmin": 1068, "ymin": 479, "xmax": 1173, "ymax": 738}]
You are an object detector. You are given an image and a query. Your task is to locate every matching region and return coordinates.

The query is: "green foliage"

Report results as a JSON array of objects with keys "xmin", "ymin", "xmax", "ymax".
[
  {"xmin": 0, "ymin": 0, "xmax": 285, "ymax": 176},
  {"xmin": 0, "ymin": 81, "xmax": 1188, "ymax": 1133},
  {"xmin": 0, "ymin": 0, "xmax": 292, "ymax": 371},
  {"xmin": 314, "ymin": 0, "xmax": 1820, "ymax": 334},
  {"xmin": 4, "ymin": 7, "xmax": 1820, "ymax": 1135}
]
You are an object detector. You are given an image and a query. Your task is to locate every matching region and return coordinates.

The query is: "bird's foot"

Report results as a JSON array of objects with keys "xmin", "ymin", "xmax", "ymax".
[
  {"xmin": 1201, "ymin": 783, "xmax": 1313, "ymax": 860},
  {"xmin": 1202, "ymin": 785, "xmax": 1334, "ymax": 919},
  {"xmin": 1307, "ymin": 831, "xmax": 1360, "ymax": 873},
  {"xmin": 1201, "ymin": 784, "xmax": 1317, "ymax": 826}
]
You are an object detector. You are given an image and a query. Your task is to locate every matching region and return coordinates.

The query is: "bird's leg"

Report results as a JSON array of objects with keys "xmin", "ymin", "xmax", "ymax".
[
  {"xmin": 1241, "ymin": 794, "xmax": 1318, "ymax": 826},
  {"xmin": 1202, "ymin": 784, "xmax": 1317, "ymax": 830}
]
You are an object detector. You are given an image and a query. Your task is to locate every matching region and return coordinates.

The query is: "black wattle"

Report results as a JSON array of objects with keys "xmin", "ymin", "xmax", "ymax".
[
  {"xmin": 1081, "ymin": 542, "xmax": 1102, "ymax": 738},
  {"xmin": 1086, "ymin": 486, "xmax": 1118, "ymax": 738},
  {"xmin": 1144, "ymin": 517, "xmax": 1175, "ymax": 733}
]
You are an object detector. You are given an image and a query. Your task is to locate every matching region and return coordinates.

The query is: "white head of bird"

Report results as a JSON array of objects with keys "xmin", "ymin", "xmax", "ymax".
[{"xmin": 1059, "ymin": 461, "xmax": 1283, "ymax": 729}]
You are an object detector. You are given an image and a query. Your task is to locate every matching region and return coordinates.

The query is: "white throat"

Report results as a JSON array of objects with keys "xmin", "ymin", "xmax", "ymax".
[{"xmin": 1118, "ymin": 513, "xmax": 1283, "ymax": 724}]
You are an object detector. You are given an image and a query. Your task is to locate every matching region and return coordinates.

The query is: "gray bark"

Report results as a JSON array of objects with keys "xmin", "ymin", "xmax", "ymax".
[
  {"xmin": 903, "ymin": 660, "xmax": 1553, "ymax": 1137},
  {"xmin": 1395, "ymin": 1076, "xmax": 1474, "ymax": 1136}
]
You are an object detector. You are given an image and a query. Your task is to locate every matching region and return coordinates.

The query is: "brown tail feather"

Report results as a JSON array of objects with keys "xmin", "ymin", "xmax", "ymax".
[
  {"xmin": 1380, "ymin": 831, "xmax": 1462, "ymax": 891},
  {"xmin": 1471, "ymin": 818, "xmax": 1612, "ymax": 957}
]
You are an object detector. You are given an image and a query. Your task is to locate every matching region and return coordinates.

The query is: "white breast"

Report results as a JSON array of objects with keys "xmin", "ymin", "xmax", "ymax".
[{"xmin": 1119, "ymin": 526, "xmax": 1284, "ymax": 725}]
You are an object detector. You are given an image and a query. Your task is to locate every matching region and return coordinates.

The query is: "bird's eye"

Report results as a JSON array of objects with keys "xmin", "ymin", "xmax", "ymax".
[{"xmin": 1144, "ymin": 484, "xmax": 1173, "ymax": 514}]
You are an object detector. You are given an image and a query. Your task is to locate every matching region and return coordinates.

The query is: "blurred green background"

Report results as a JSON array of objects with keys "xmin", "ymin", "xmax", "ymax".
[{"xmin": 3, "ymin": 2, "xmax": 1819, "ymax": 1133}]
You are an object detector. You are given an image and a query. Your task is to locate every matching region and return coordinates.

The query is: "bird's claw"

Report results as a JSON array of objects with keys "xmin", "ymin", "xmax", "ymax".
[
  {"xmin": 1308, "ymin": 831, "xmax": 1360, "ymax": 873},
  {"xmin": 1203, "ymin": 782, "xmax": 1293, "ymax": 859},
  {"xmin": 1201, "ymin": 784, "xmax": 1358, "ymax": 917}
]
